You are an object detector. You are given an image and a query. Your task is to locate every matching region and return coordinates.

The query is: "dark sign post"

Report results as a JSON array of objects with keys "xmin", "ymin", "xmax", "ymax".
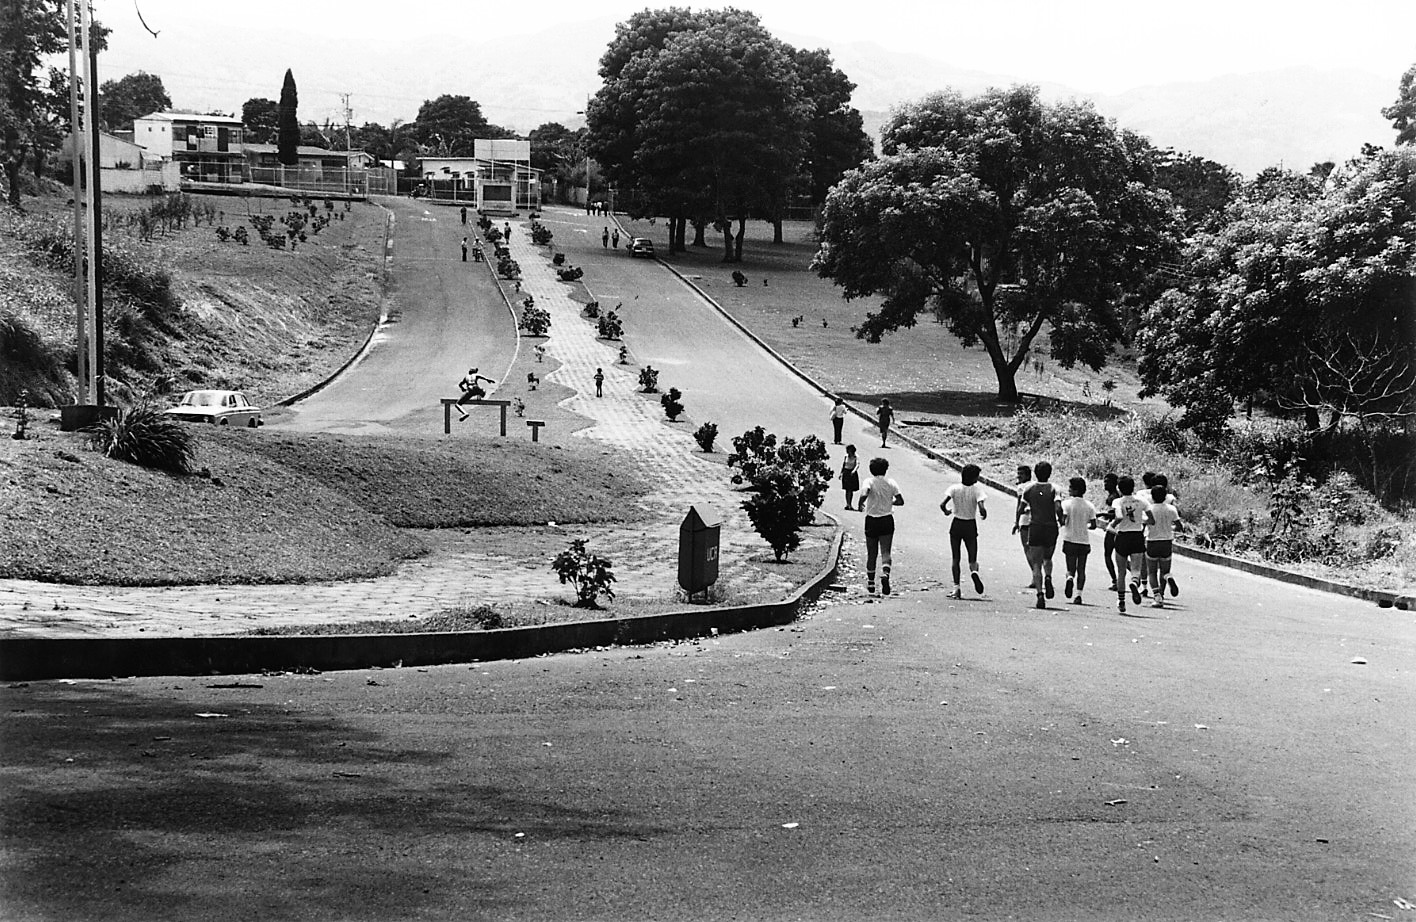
[{"xmin": 678, "ymin": 504, "xmax": 722, "ymax": 603}]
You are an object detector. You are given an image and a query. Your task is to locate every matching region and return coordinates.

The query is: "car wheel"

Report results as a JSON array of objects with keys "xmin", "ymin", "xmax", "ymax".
[
  {"xmin": 218, "ymin": 418, "xmax": 229, "ymax": 426},
  {"xmin": 247, "ymin": 418, "xmax": 258, "ymax": 428}
]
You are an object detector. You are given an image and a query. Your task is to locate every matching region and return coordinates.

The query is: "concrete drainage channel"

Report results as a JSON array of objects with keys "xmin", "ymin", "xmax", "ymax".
[{"xmin": 0, "ymin": 527, "xmax": 845, "ymax": 681}]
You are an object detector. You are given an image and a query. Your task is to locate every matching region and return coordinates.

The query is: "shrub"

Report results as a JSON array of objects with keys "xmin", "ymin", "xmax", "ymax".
[
  {"xmin": 1008, "ymin": 407, "xmax": 1042, "ymax": 446},
  {"xmin": 1135, "ymin": 412, "xmax": 1188, "ymax": 455},
  {"xmin": 551, "ymin": 538, "xmax": 616, "ymax": 608},
  {"xmin": 87, "ymin": 404, "xmax": 197, "ymax": 474},
  {"xmin": 694, "ymin": 422, "xmax": 718, "ymax": 452},
  {"xmin": 519, "ymin": 303, "xmax": 550, "ymax": 337},
  {"xmin": 638, "ymin": 366, "xmax": 659, "ymax": 393},
  {"xmin": 597, "ymin": 311, "xmax": 623, "ymax": 340},
  {"xmin": 728, "ymin": 427, "xmax": 831, "ymax": 559},
  {"xmin": 553, "ymin": 253, "xmax": 566, "ymax": 266},
  {"xmin": 727, "ymin": 426, "xmax": 776, "ymax": 485},
  {"xmin": 742, "ymin": 465, "xmax": 805, "ymax": 561},
  {"xmin": 661, "ymin": 387, "xmax": 684, "ymax": 421},
  {"xmin": 583, "ymin": 300, "xmax": 600, "ymax": 318},
  {"xmin": 529, "ymin": 220, "xmax": 553, "ymax": 246}
]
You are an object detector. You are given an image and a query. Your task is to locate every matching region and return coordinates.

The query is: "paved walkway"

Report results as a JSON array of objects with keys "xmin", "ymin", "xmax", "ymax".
[{"xmin": 0, "ymin": 217, "xmax": 830, "ymax": 639}]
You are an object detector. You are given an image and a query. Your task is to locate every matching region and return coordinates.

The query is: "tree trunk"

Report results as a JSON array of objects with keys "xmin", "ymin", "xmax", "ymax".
[
  {"xmin": 692, "ymin": 219, "xmax": 707, "ymax": 247},
  {"xmin": 721, "ymin": 221, "xmax": 735, "ymax": 262},
  {"xmin": 734, "ymin": 216, "xmax": 746, "ymax": 262},
  {"xmin": 988, "ymin": 345, "xmax": 1022, "ymax": 403},
  {"xmin": 772, "ymin": 218, "xmax": 784, "ymax": 244},
  {"xmin": 3, "ymin": 148, "xmax": 25, "ymax": 208}
]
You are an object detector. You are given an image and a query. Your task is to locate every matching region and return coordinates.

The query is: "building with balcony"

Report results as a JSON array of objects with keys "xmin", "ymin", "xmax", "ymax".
[{"xmin": 132, "ymin": 111, "xmax": 245, "ymax": 184}]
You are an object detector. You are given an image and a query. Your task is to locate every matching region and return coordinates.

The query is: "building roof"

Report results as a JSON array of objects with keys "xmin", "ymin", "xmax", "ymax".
[
  {"xmin": 243, "ymin": 143, "xmax": 367, "ymax": 158},
  {"xmin": 136, "ymin": 111, "xmax": 244, "ymax": 125}
]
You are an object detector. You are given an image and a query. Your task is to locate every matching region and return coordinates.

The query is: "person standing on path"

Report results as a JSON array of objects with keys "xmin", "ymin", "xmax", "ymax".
[
  {"xmin": 876, "ymin": 399, "xmax": 894, "ymax": 448},
  {"xmin": 460, "ymin": 206, "xmax": 467, "ymax": 225},
  {"xmin": 503, "ymin": 221, "xmax": 512, "ymax": 242},
  {"xmin": 1021, "ymin": 461, "xmax": 1063, "ymax": 609},
  {"xmin": 859, "ymin": 456, "xmax": 905, "ymax": 596},
  {"xmin": 1111, "ymin": 474, "xmax": 1150, "ymax": 614},
  {"xmin": 1060, "ymin": 476, "xmax": 1098, "ymax": 605},
  {"xmin": 940, "ymin": 463, "xmax": 987, "ymax": 599},
  {"xmin": 594, "ymin": 367, "xmax": 605, "ymax": 397},
  {"xmin": 840, "ymin": 444, "xmax": 860, "ymax": 511},
  {"xmin": 461, "ymin": 237, "xmax": 468, "ymax": 262},
  {"xmin": 611, "ymin": 228, "xmax": 620, "ymax": 248},
  {"xmin": 602, "ymin": 227, "xmax": 610, "ymax": 248},
  {"xmin": 830, "ymin": 397, "xmax": 847, "ymax": 444},
  {"xmin": 1011, "ymin": 464, "xmax": 1035, "ymax": 588}
]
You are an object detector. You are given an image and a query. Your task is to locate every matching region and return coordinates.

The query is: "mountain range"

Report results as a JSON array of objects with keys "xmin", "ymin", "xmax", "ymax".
[{"xmin": 111, "ymin": 15, "xmax": 1401, "ymax": 178}]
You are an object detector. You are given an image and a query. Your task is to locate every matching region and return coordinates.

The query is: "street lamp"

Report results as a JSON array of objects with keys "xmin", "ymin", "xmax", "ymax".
[{"xmin": 576, "ymin": 98, "xmax": 592, "ymax": 209}]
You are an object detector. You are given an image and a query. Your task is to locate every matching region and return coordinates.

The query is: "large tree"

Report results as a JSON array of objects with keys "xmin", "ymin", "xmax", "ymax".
[
  {"xmin": 1154, "ymin": 148, "xmax": 1240, "ymax": 234},
  {"xmin": 1137, "ymin": 147, "xmax": 1416, "ymax": 437},
  {"xmin": 1, "ymin": 0, "xmax": 67, "ymax": 206},
  {"xmin": 793, "ymin": 47, "xmax": 873, "ymax": 205},
  {"xmin": 241, "ymin": 96, "xmax": 278, "ymax": 144},
  {"xmin": 409, "ymin": 95, "xmax": 514, "ymax": 156},
  {"xmin": 813, "ymin": 85, "xmax": 1179, "ymax": 403},
  {"xmin": 276, "ymin": 69, "xmax": 298, "ymax": 166},
  {"xmin": 1382, "ymin": 62, "xmax": 1416, "ymax": 146},
  {"xmin": 587, "ymin": 7, "xmax": 809, "ymax": 261},
  {"xmin": 98, "ymin": 70, "xmax": 169, "ymax": 131}
]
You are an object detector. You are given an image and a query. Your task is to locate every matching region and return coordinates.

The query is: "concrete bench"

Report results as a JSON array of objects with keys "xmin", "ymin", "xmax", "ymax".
[
  {"xmin": 440, "ymin": 398, "xmax": 511, "ymax": 435},
  {"xmin": 526, "ymin": 419, "xmax": 546, "ymax": 442}
]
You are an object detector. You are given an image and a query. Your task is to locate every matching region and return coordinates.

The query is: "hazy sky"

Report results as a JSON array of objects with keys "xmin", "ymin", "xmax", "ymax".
[{"xmin": 96, "ymin": 0, "xmax": 1415, "ymax": 127}]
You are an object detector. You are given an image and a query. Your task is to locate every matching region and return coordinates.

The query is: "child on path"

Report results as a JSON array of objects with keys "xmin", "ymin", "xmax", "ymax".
[
  {"xmin": 503, "ymin": 221, "xmax": 512, "ymax": 241},
  {"xmin": 830, "ymin": 397, "xmax": 847, "ymax": 444},
  {"xmin": 876, "ymin": 399, "xmax": 894, "ymax": 448},
  {"xmin": 1111, "ymin": 475, "xmax": 1150, "ymax": 614},
  {"xmin": 859, "ymin": 456, "xmax": 905, "ymax": 595},
  {"xmin": 1011, "ymin": 464, "xmax": 1035, "ymax": 588},
  {"xmin": 840, "ymin": 444, "xmax": 860, "ymax": 510},
  {"xmin": 1143, "ymin": 485, "xmax": 1182, "ymax": 607},
  {"xmin": 594, "ymin": 367, "xmax": 605, "ymax": 397},
  {"xmin": 941, "ymin": 463, "xmax": 987, "ymax": 599},
  {"xmin": 461, "ymin": 237, "xmax": 468, "ymax": 261},
  {"xmin": 612, "ymin": 228, "xmax": 620, "ymax": 248},
  {"xmin": 1060, "ymin": 476, "xmax": 1098, "ymax": 605},
  {"xmin": 1021, "ymin": 461, "xmax": 1063, "ymax": 609},
  {"xmin": 1101, "ymin": 472, "xmax": 1121, "ymax": 591}
]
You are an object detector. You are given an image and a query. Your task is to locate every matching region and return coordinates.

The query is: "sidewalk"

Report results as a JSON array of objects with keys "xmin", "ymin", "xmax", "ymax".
[{"xmin": 0, "ymin": 219, "xmax": 825, "ymax": 639}]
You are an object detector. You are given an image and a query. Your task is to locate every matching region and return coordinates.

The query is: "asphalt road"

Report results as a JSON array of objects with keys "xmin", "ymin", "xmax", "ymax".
[{"xmin": 1, "ymin": 205, "xmax": 1413, "ymax": 921}]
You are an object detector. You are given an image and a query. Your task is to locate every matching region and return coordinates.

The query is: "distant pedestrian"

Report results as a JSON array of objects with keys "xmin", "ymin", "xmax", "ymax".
[
  {"xmin": 594, "ymin": 367, "xmax": 605, "ymax": 397},
  {"xmin": 840, "ymin": 444, "xmax": 860, "ymax": 511},
  {"xmin": 611, "ymin": 228, "xmax": 620, "ymax": 248},
  {"xmin": 1011, "ymin": 464, "xmax": 1035, "ymax": 588},
  {"xmin": 461, "ymin": 237, "xmax": 468, "ymax": 261},
  {"xmin": 830, "ymin": 397, "xmax": 847, "ymax": 444},
  {"xmin": 1143, "ymin": 485, "xmax": 1182, "ymax": 607},
  {"xmin": 876, "ymin": 398, "xmax": 894, "ymax": 448},
  {"xmin": 503, "ymin": 222, "xmax": 512, "ymax": 241},
  {"xmin": 941, "ymin": 463, "xmax": 987, "ymax": 599},
  {"xmin": 859, "ymin": 456, "xmax": 904, "ymax": 596},
  {"xmin": 1021, "ymin": 461, "xmax": 1063, "ymax": 609},
  {"xmin": 460, "ymin": 206, "xmax": 467, "ymax": 225},
  {"xmin": 602, "ymin": 227, "xmax": 609, "ymax": 248},
  {"xmin": 1060, "ymin": 476, "xmax": 1098, "ymax": 605}
]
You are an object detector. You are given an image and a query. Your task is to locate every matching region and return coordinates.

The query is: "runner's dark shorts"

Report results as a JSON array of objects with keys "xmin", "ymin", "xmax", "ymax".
[
  {"xmin": 1062, "ymin": 540, "xmax": 1090, "ymax": 560},
  {"xmin": 864, "ymin": 514, "xmax": 895, "ymax": 538},
  {"xmin": 1115, "ymin": 531, "xmax": 1146, "ymax": 557},
  {"xmin": 949, "ymin": 518, "xmax": 978, "ymax": 540},
  {"xmin": 1145, "ymin": 539, "xmax": 1173, "ymax": 560},
  {"xmin": 1027, "ymin": 524, "xmax": 1059, "ymax": 548}
]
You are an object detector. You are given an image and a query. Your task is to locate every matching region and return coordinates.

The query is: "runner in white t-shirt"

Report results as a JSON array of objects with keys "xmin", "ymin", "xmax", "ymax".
[
  {"xmin": 940, "ymin": 463, "xmax": 988, "ymax": 599},
  {"xmin": 1060, "ymin": 476, "xmax": 1098, "ymax": 606},
  {"xmin": 1111, "ymin": 475, "xmax": 1150, "ymax": 615},
  {"xmin": 1144, "ymin": 485, "xmax": 1183, "ymax": 608},
  {"xmin": 859, "ymin": 456, "xmax": 905, "ymax": 596}
]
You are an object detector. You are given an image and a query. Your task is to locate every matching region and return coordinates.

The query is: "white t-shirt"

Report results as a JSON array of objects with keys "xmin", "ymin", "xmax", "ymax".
[
  {"xmin": 860, "ymin": 476, "xmax": 902, "ymax": 517},
  {"xmin": 1060, "ymin": 497, "xmax": 1097, "ymax": 545},
  {"xmin": 1146, "ymin": 502, "xmax": 1180, "ymax": 541},
  {"xmin": 945, "ymin": 482, "xmax": 985, "ymax": 520},
  {"xmin": 1112, "ymin": 494, "xmax": 1150, "ymax": 533},
  {"xmin": 1016, "ymin": 480, "xmax": 1035, "ymax": 525}
]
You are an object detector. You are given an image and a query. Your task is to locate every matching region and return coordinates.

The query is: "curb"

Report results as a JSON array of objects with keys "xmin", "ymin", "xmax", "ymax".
[
  {"xmin": 0, "ymin": 524, "xmax": 844, "ymax": 681},
  {"xmin": 655, "ymin": 259, "xmax": 1410, "ymax": 612}
]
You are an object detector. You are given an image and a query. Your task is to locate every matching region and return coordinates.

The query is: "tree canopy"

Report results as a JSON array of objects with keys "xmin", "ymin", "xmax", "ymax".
[
  {"xmin": 98, "ymin": 70, "xmax": 170, "ymax": 132},
  {"xmin": 1136, "ymin": 148, "xmax": 1416, "ymax": 436},
  {"xmin": 1382, "ymin": 62, "xmax": 1416, "ymax": 146},
  {"xmin": 276, "ymin": 69, "xmax": 298, "ymax": 166},
  {"xmin": 409, "ymin": 95, "xmax": 515, "ymax": 155},
  {"xmin": 813, "ymin": 85, "xmax": 1180, "ymax": 402},
  {"xmin": 241, "ymin": 97, "xmax": 278, "ymax": 144}
]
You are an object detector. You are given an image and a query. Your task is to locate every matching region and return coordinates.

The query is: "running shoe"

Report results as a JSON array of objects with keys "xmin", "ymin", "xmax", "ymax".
[
  {"xmin": 948, "ymin": 587, "xmax": 963, "ymax": 600},
  {"xmin": 881, "ymin": 575, "xmax": 891, "ymax": 596},
  {"xmin": 1151, "ymin": 599, "xmax": 1165, "ymax": 609},
  {"xmin": 1065, "ymin": 576, "xmax": 1074, "ymax": 599},
  {"xmin": 1073, "ymin": 594, "xmax": 1083, "ymax": 605},
  {"xmin": 1036, "ymin": 593, "xmax": 1046, "ymax": 610},
  {"xmin": 971, "ymin": 572, "xmax": 985, "ymax": 594},
  {"xmin": 1118, "ymin": 596, "xmax": 1127, "ymax": 614},
  {"xmin": 1044, "ymin": 576, "xmax": 1055, "ymax": 599},
  {"xmin": 867, "ymin": 582, "xmax": 875, "ymax": 595},
  {"xmin": 1167, "ymin": 577, "xmax": 1180, "ymax": 597},
  {"xmin": 1130, "ymin": 581, "xmax": 1142, "ymax": 605}
]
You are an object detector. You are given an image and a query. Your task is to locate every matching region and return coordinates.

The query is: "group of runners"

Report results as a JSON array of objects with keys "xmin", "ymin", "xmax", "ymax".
[{"xmin": 841, "ymin": 446, "xmax": 1182, "ymax": 614}]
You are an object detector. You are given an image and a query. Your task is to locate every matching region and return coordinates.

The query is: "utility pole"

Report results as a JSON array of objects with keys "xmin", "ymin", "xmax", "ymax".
[{"xmin": 338, "ymin": 92, "xmax": 353, "ymax": 151}]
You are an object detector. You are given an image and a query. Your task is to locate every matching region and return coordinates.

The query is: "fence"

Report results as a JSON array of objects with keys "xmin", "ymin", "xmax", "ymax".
[{"xmin": 245, "ymin": 166, "xmax": 369, "ymax": 198}]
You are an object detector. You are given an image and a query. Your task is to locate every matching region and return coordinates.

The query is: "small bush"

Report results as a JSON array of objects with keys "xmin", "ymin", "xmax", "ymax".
[
  {"xmin": 88, "ymin": 404, "xmax": 197, "ymax": 474},
  {"xmin": 597, "ymin": 311, "xmax": 623, "ymax": 340},
  {"xmin": 1009, "ymin": 408, "xmax": 1042, "ymax": 446},
  {"xmin": 519, "ymin": 303, "xmax": 551, "ymax": 337},
  {"xmin": 529, "ymin": 220, "xmax": 553, "ymax": 246},
  {"xmin": 694, "ymin": 422, "xmax": 718, "ymax": 452},
  {"xmin": 551, "ymin": 538, "xmax": 616, "ymax": 608},
  {"xmin": 638, "ymin": 366, "xmax": 659, "ymax": 393},
  {"xmin": 661, "ymin": 387, "xmax": 684, "ymax": 421}
]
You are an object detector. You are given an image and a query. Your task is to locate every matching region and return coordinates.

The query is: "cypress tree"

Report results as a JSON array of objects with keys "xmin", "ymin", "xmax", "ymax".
[{"xmin": 277, "ymin": 69, "xmax": 299, "ymax": 166}]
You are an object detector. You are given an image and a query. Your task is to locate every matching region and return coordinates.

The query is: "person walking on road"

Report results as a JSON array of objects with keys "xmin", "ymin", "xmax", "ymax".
[
  {"xmin": 830, "ymin": 397, "xmax": 847, "ymax": 444},
  {"xmin": 1011, "ymin": 464, "xmax": 1035, "ymax": 588},
  {"xmin": 461, "ymin": 237, "xmax": 468, "ymax": 262},
  {"xmin": 503, "ymin": 221, "xmax": 512, "ymax": 242},
  {"xmin": 594, "ymin": 367, "xmax": 605, "ymax": 397},
  {"xmin": 941, "ymin": 463, "xmax": 987, "ymax": 599},
  {"xmin": 460, "ymin": 206, "xmax": 467, "ymax": 225},
  {"xmin": 1111, "ymin": 474, "xmax": 1150, "ymax": 614},
  {"xmin": 611, "ymin": 228, "xmax": 620, "ymax": 248},
  {"xmin": 1060, "ymin": 476, "xmax": 1098, "ymax": 605},
  {"xmin": 840, "ymin": 444, "xmax": 860, "ymax": 511},
  {"xmin": 876, "ymin": 398, "xmax": 894, "ymax": 448},
  {"xmin": 1021, "ymin": 461, "xmax": 1063, "ymax": 609},
  {"xmin": 859, "ymin": 456, "xmax": 905, "ymax": 596},
  {"xmin": 1143, "ymin": 485, "xmax": 1182, "ymax": 608},
  {"xmin": 1100, "ymin": 472, "xmax": 1121, "ymax": 591},
  {"xmin": 602, "ymin": 227, "xmax": 610, "ymax": 248}
]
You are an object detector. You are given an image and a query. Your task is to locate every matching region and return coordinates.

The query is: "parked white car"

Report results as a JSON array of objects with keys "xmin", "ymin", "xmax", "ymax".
[{"xmin": 165, "ymin": 390, "xmax": 264, "ymax": 427}]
